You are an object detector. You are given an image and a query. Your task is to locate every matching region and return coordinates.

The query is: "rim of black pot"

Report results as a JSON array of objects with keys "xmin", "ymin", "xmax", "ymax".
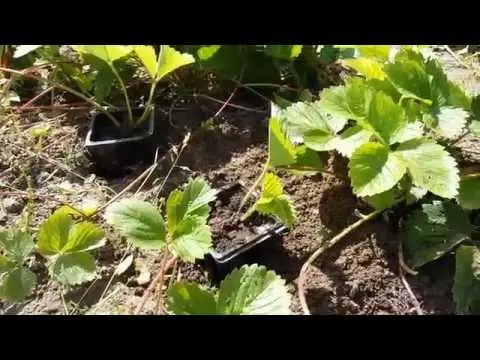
[
  {"xmin": 85, "ymin": 105, "xmax": 156, "ymax": 147},
  {"xmin": 209, "ymin": 223, "xmax": 289, "ymax": 264}
]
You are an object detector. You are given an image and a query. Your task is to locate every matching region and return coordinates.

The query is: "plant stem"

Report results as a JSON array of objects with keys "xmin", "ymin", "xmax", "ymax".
[
  {"xmin": 134, "ymin": 255, "xmax": 177, "ymax": 315},
  {"xmin": 110, "ymin": 65, "xmax": 133, "ymax": 126},
  {"xmin": 240, "ymin": 205, "xmax": 257, "ymax": 222},
  {"xmin": 155, "ymin": 249, "xmax": 170, "ymax": 315},
  {"xmin": 0, "ymin": 66, "xmax": 121, "ymax": 127},
  {"xmin": 297, "ymin": 206, "xmax": 385, "ymax": 315},
  {"xmin": 136, "ymin": 79, "xmax": 157, "ymax": 125},
  {"xmin": 60, "ymin": 288, "xmax": 69, "ymax": 315},
  {"xmin": 237, "ymin": 159, "xmax": 269, "ymax": 215}
]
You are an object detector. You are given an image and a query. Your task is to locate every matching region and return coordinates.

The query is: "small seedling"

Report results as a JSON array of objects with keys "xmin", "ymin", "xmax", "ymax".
[
  {"xmin": 71, "ymin": 45, "xmax": 195, "ymax": 128},
  {"xmin": 36, "ymin": 206, "xmax": 106, "ymax": 286},
  {"xmin": 105, "ymin": 177, "xmax": 218, "ymax": 312}
]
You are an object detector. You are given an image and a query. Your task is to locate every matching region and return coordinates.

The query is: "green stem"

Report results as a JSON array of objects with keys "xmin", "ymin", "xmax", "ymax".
[
  {"xmin": 0, "ymin": 66, "xmax": 121, "ymax": 127},
  {"xmin": 136, "ymin": 79, "xmax": 157, "ymax": 125},
  {"xmin": 240, "ymin": 204, "xmax": 257, "ymax": 222},
  {"xmin": 110, "ymin": 65, "xmax": 133, "ymax": 126},
  {"xmin": 237, "ymin": 159, "xmax": 270, "ymax": 214},
  {"xmin": 298, "ymin": 206, "xmax": 386, "ymax": 315}
]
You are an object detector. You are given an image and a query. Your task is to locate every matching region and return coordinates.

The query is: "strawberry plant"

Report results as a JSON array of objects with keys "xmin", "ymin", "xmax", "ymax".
[
  {"xmin": 71, "ymin": 45, "xmax": 195, "ymax": 128},
  {"xmin": 36, "ymin": 206, "xmax": 106, "ymax": 286},
  {"xmin": 250, "ymin": 45, "xmax": 480, "ymax": 314},
  {"xmin": 0, "ymin": 228, "xmax": 36, "ymax": 302},
  {"xmin": 167, "ymin": 264, "xmax": 291, "ymax": 315},
  {"xmin": 0, "ymin": 205, "xmax": 105, "ymax": 309},
  {"xmin": 105, "ymin": 177, "xmax": 292, "ymax": 314}
]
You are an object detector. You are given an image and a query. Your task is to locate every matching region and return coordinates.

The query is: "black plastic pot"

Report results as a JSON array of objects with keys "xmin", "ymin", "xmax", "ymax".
[
  {"xmin": 84, "ymin": 106, "xmax": 161, "ymax": 177},
  {"xmin": 204, "ymin": 224, "xmax": 288, "ymax": 283},
  {"xmin": 203, "ymin": 183, "xmax": 289, "ymax": 282}
]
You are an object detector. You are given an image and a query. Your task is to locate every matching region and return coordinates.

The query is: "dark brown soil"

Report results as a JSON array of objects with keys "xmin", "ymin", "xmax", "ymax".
[{"xmin": 208, "ymin": 183, "xmax": 277, "ymax": 254}]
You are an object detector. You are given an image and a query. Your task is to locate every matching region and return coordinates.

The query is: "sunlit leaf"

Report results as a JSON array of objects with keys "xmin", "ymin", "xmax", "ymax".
[
  {"xmin": 457, "ymin": 177, "xmax": 480, "ymax": 210},
  {"xmin": 167, "ymin": 282, "xmax": 217, "ymax": 314},
  {"xmin": 217, "ymin": 264, "xmax": 291, "ymax": 315},
  {"xmin": 395, "ymin": 139, "xmax": 460, "ymax": 198},
  {"xmin": 105, "ymin": 199, "xmax": 166, "ymax": 250},
  {"xmin": 349, "ymin": 142, "xmax": 406, "ymax": 197}
]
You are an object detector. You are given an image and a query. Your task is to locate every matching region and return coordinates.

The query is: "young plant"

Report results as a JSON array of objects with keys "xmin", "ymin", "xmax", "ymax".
[
  {"xmin": 106, "ymin": 177, "xmax": 217, "ymax": 260},
  {"xmin": 167, "ymin": 264, "xmax": 291, "ymax": 315},
  {"xmin": 242, "ymin": 172, "xmax": 296, "ymax": 228},
  {"xmin": 71, "ymin": 45, "xmax": 195, "ymax": 128},
  {"xmin": 0, "ymin": 228, "xmax": 36, "ymax": 302},
  {"xmin": 267, "ymin": 45, "xmax": 480, "ymax": 313},
  {"xmin": 36, "ymin": 206, "xmax": 106, "ymax": 286},
  {"xmin": 105, "ymin": 177, "xmax": 218, "ymax": 312}
]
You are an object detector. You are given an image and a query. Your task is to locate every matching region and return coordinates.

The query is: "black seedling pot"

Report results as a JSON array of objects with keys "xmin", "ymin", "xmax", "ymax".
[
  {"xmin": 85, "ymin": 106, "xmax": 161, "ymax": 177},
  {"xmin": 204, "ymin": 224, "xmax": 288, "ymax": 283},
  {"xmin": 203, "ymin": 182, "xmax": 289, "ymax": 282}
]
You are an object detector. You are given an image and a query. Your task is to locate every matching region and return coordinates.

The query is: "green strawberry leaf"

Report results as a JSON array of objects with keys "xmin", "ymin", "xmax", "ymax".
[
  {"xmin": 166, "ymin": 282, "xmax": 217, "ymax": 315},
  {"xmin": 287, "ymin": 146, "xmax": 323, "ymax": 174},
  {"xmin": 364, "ymin": 187, "xmax": 399, "ymax": 210},
  {"xmin": 349, "ymin": 142, "xmax": 406, "ymax": 197},
  {"xmin": 94, "ymin": 67, "xmax": 115, "ymax": 101},
  {"xmin": 37, "ymin": 208, "xmax": 105, "ymax": 258},
  {"xmin": 134, "ymin": 45, "xmax": 157, "ymax": 78},
  {"xmin": 395, "ymin": 139, "xmax": 460, "ymax": 198},
  {"xmin": 406, "ymin": 186, "xmax": 429, "ymax": 205},
  {"xmin": 156, "ymin": 45, "xmax": 195, "ymax": 80},
  {"xmin": 449, "ymin": 81, "xmax": 471, "ymax": 111},
  {"xmin": 404, "ymin": 200, "xmax": 471, "ymax": 269},
  {"xmin": 457, "ymin": 177, "xmax": 480, "ymax": 210},
  {"xmin": 166, "ymin": 177, "xmax": 218, "ymax": 233},
  {"xmin": 390, "ymin": 121, "xmax": 424, "ymax": 144},
  {"xmin": 365, "ymin": 91, "xmax": 406, "ymax": 145},
  {"xmin": 433, "ymin": 107, "xmax": 469, "ymax": 139},
  {"xmin": 470, "ymin": 120, "xmax": 480, "ymax": 137},
  {"xmin": 252, "ymin": 173, "xmax": 296, "ymax": 228},
  {"xmin": 0, "ymin": 267, "xmax": 36, "ymax": 302},
  {"xmin": 170, "ymin": 216, "xmax": 212, "ymax": 263},
  {"xmin": 265, "ymin": 45, "xmax": 303, "ymax": 60},
  {"xmin": 342, "ymin": 58, "xmax": 386, "ymax": 80},
  {"xmin": 0, "ymin": 229, "xmax": 34, "ymax": 263},
  {"xmin": 216, "ymin": 264, "xmax": 291, "ymax": 315},
  {"xmin": 384, "ymin": 59, "xmax": 432, "ymax": 104},
  {"xmin": 319, "ymin": 77, "xmax": 372, "ymax": 121},
  {"xmin": 49, "ymin": 252, "xmax": 97, "ymax": 286},
  {"xmin": 72, "ymin": 45, "xmax": 132, "ymax": 65},
  {"xmin": 105, "ymin": 199, "xmax": 166, "ymax": 250},
  {"xmin": 334, "ymin": 45, "xmax": 390, "ymax": 62},
  {"xmin": 304, "ymin": 130, "xmax": 338, "ymax": 151},
  {"xmin": 197, "ymin": 45, "xmax": 222, "ymax": 60},
  {"xmin": 282, "ymin": 101, "xmax": 347, "ymax": 137},
  {"xmin": 335, "ymin": 126, "xmax": 372, "ymax": 158},
  {"xmin": 453, "ymin": 245, "xmax": 480, "ymax": 314},
  {"xmin": 0, "ymin": 255, "xmax": 14, "ymax": 273},
  {"xmin": 268, "ymin": 117, "xmax": 297, "ymax": 168}
]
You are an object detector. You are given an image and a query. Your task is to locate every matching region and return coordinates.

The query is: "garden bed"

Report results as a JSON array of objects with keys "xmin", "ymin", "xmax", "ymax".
[{"xmin": 1, "ymin": 45, "xmax": 479, "ymax": 315}]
